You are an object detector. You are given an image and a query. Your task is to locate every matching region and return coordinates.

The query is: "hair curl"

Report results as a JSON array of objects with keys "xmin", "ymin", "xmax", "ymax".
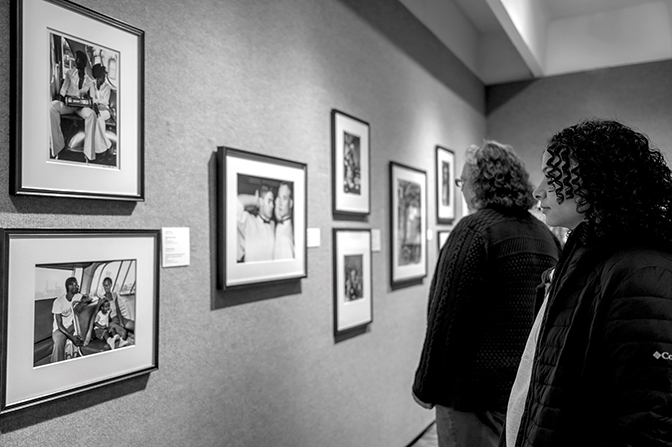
[
  {"xmin": 465, "ymin": 140, "xmax": 535, "ymax": 211},
  {"xmin": 546, "ymin": 118, "xmax": 672, "ymax": 243}
]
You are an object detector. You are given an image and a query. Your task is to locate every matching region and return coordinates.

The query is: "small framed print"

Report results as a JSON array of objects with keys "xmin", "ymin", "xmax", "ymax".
[
  {"xmin": 437, "ymin": 230, "xmax": 451, "ymax": 251},
  {"xmin": 0, "ymin": 229, "xmax": 159, "ymax": 413},
  {"xmin": 218, "ymin": 147, "xmax": 307, "ymax": 288},
  {"xmin": 436, "ymin": 146, "xmax": 455, "ymax": 223},
  {"xmin": 333, "ymin": 229, "xmax": 372, "ymax": 334},
  {"xmin": 12, "ymin": 0, "xmax": 145, "ymax": 200},
  {"xmin": 331, "ymin": 109, "xmax": 370, "ymax": 215},
  {"xmin": 390, "ymin": 162, "xmax": 427, "ymax": 286}
]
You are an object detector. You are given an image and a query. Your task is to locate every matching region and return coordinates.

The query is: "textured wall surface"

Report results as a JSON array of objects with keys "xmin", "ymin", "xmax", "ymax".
[
  {"xmin": 486, "ymin": 60, "xmax": 672, "ymax": 187},
  {"xmin": 0, "ymin": 0, "xmax": 484, "ymax": 446}
]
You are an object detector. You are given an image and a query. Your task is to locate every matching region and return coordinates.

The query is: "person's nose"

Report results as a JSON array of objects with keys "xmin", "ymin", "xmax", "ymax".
[{"xmin": 533, "ymin": 178, "xmax": 546, "ymax": 201}]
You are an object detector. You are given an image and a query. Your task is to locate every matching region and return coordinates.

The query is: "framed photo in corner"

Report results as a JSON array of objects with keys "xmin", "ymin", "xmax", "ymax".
[
  {"xmin": 333, "ymin": 229, "xmax": 372, "ymax": 334},
  {"xmin": 331, "ymin": 109, "xmax": 370, "ymax": 215},
  {"xmin": 390, "ymin": 162, "xmax": 427, "ymax": 286},
  {"xmin": 436, "ymin": 146, "xmax": 455, "ymax": 223},
  {"xmin": 218, "ymin": 147, "xmax": 307, "ymax": 288},
  {"xmin": 0, "ymin": 229, "xmax": 160, "ymax": 413},
  {"xmin": 12, "ymin": 0, "xmax": 145, "ymax": 200},
  {"xmin": 437, "ymin": 230, "xmax": 451, "ymax": 252}
]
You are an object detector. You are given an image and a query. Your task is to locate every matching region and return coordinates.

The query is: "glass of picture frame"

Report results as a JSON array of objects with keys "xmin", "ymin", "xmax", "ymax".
[
  {"xmin": 331, "ymin": 109, "xmax": 370, "ymax": 215},
  {"xmin": 390, "ymin": 161, "xmax": 427, "ymax": 287},
  {"xmin": 12, "ymin": 0, "xmax": 145, "ymax": 200},
  {"xmin": 218, "ymin": 146, "xmax": 307, "ymax": 288},
  {"xmin": 332, "ymin": 229, "xmax": 373, "ymax": 334},
  {"xmin": 0, "ymin": 229, "xmax": 160, "ymax": 413},
  {"xmin": 436, "ymin": 146, "xmax": 456, "ymax": 224},
  {"xmin": 437, "ymin": 229, "xmax": 451, "ymax": 252}
]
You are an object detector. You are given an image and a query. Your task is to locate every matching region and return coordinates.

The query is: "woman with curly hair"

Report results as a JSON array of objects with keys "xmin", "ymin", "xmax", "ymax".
[
  {"xmin": 413, "ymin": 140, "xmax": 561, "ymax": 447},
  {"xmin": 505, "ymin": 119, "xmax": 672, "ymax": 447}
]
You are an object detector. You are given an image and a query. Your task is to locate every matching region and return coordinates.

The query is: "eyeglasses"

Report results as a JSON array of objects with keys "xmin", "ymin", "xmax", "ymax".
[{"xmin": 455, "ymin": 178, "xmax": 465, "ymax": 189}]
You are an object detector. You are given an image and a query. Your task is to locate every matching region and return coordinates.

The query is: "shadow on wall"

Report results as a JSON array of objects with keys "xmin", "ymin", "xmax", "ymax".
[
  {"xmin": 0, "ymin": 374, "xmax": 150, "ymax": 434},
  {"xmin": 6, "ymin": 195, "xmax": 137, "ymax": 216},
  {"xmin": 485, "ymin": 80, "xmax": 536, "ymax": 116},
  {"xmin": 335, "ymin": 0, "xmax": 484, "ymax": 114}
]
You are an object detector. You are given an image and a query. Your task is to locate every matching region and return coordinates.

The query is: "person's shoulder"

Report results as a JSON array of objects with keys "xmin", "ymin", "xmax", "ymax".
[
  {"xmin": 605, "ymin": 243, "xmax": 672, "ymax": 272},
  {"xmin": 460, "ymin": 207, "xmax": 527, "ymax": 232}
]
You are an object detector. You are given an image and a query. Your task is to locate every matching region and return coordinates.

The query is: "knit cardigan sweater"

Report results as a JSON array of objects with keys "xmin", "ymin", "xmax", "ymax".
[{"xmin": 413, "ymin": 206, "xmax": 561, "ymax": 412}]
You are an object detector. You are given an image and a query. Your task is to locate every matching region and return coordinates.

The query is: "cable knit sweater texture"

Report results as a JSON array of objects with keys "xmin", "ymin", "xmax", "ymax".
[{"xmin": 413, "ymin": 206, "xmax": 561, "ymax": 412}]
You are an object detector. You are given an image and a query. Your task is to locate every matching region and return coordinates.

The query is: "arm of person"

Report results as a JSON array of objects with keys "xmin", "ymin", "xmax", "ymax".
[
  {"xmin": 54, "ymin": 313, "xmax": 83, "ymax": 347},
  {"xmin": 59, "ymin": 70, "xmax": 71, "ymax": 99},
  {"xmin": 237, "ymin": 194, "xmax": 258, "ymax": 262},
  {"xmin": 95, "ymin": 83, "xmax": 111, "ymax": 107},
  {"xmin": 599, "ymin": 262, "xmax": 672, "ymax": 446},
  {"xmin": 412, "ymin": 224, "xmax": 487, "ymax": 407},
  {"xmin": 237, "ymin": 193, "xmax": 258, "ymax": 210},
  {"xmin": 72, "ymin": 293, "xmax": 92, "ymax": 314},
  {"xmin": 84, "ymin": 300, "xmax": 104, "ymax": 345}
]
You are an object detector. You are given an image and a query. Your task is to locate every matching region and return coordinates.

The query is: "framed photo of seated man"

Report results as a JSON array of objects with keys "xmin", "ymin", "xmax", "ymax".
[
  {"xmin": 11, "ymin": 0, "xmax": 145, "ymax": 200},
  {"xmin": 0, "ymin": 229, "xmax": 159, "ymax": 414}
]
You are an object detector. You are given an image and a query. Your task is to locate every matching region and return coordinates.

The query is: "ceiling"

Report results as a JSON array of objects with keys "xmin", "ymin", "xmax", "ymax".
[{"xmin": 399, "ymin": 0, "xmax": 672, "ymax": 85}]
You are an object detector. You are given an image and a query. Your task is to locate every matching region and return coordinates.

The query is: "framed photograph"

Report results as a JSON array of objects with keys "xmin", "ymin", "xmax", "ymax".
[
  {"xmin": 12, "ymin": 0, "xmax": 145, "ymax": 200},
  {"xmin": 437, "ymin": 230, "xmax": 451, "ymax": 251},
  {"xmin": 333, "ymin": 229, "xmax": 372, "ymax": 334},
  {"xmin": 218, "ymin": 147, "xmax": 307, "ymax": 288},
  {"xmin": 436, "ymin": 146, "xmax": 455, "ymax": 223},
  {"xmin": 331, "ymin": 109, "xmax": 370, "ymax": 215},
  {"xmin": 0, "ymin": 229, "xmax": 159, "ymax": 413},
  {"xmin": 390, "ymin": 162, "xmax": 427, "ymax": 286}
]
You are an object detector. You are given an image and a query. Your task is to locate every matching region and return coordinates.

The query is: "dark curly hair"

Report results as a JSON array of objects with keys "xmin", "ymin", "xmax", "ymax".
[
  {"xmin": 545, "ymin": 118, "xmax": 672, "ymax": 243},
  {"xmin": 465, "ymin": 140, "xmax": 535, "ymax": 211}
]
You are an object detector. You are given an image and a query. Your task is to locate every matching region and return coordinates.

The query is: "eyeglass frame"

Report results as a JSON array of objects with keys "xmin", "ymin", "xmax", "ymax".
[{"xmin": 455, "ymin": 178, "xmax": 465, "ymax": 189}]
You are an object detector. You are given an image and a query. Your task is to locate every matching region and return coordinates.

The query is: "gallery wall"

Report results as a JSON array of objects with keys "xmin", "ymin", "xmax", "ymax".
[
  {"xmin": 0, "ymin": 0, "xmax": 485, "ymax": 446},
  {"xmin": 485, "ymin": 59, "xmax": 672, "ymax": 188}
]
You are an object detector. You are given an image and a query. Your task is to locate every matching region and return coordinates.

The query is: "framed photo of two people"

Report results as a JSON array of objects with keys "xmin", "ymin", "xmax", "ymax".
[
  {"xmin": 218, "ymin": 147, "xmax": 307, "ymax": 288},
  {"xmin": 11, "ymin": 0, "xmax": 145, "ymax": 200}
]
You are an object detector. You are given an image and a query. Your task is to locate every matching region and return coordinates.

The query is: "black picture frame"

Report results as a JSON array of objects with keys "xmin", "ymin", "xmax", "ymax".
[
  {"xmin": 437, "ymin": 229, "xmax": 451, "ymax": 252},
  {"xmin": 11, "ymin": 0, "xmax": 145, "ymax": 200},
  {"xmin": 0, "ymin": 229, "xmax": 160, "ymax": 413},
  {"xmin": 217, "ymin": 147, "xmax": 308, "ymax": 288},
  {"xmin": 390, "ymin": 161, "xmax": 427, "ymax": 287},
  {"xmin": 331, "ymin": 109, "xmax": 371, "ymax": 215},
  {"xmin": 436, "ymin": 145, "xmax": 456, "ymax": 224},
  {"xmin": 332, "ymin": 228, "xmax": 372, "ymax": 334}
]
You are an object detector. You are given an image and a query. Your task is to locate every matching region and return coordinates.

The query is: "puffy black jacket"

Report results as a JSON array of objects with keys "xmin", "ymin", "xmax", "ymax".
[{"xmin": 511, "ymin": 223, "xmax": 672, "ymax": 446}]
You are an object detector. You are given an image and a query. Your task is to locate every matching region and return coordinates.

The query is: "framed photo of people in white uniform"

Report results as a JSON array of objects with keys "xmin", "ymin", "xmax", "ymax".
[
  {"xmin": 11, "ymin": 0, "xmax": 145, "ymax": 200},
  {"xmin": 218, "ymin": 147, "xmax": 307, "ymax": 288},
  {"xmin": 0, "ymin": 229, "xmax": 159, "ymax": 413},
  {"xmin": 331, "ymin": 109, "xmax": 370, "ymax": 215}
]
